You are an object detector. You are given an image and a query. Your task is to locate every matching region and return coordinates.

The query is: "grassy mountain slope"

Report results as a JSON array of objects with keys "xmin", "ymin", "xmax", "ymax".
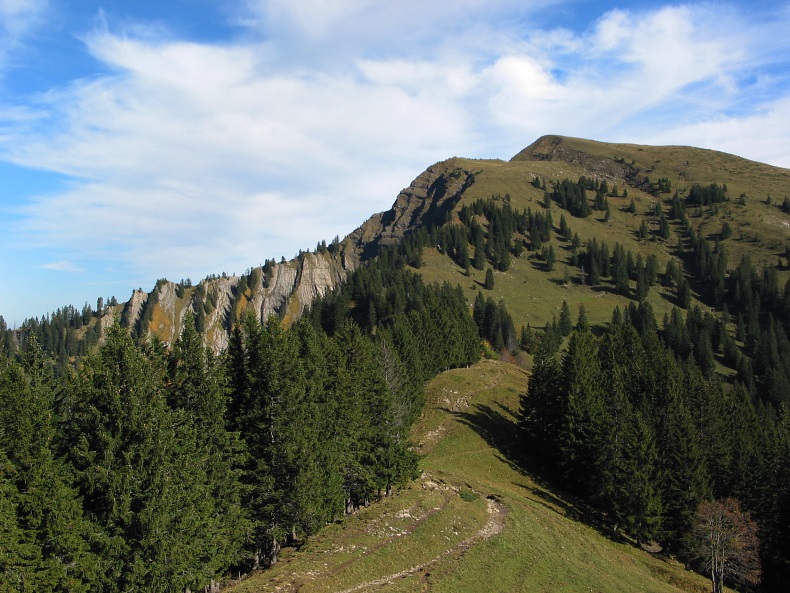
[
  {"xmin": 228, "ymin": 359, "xmax": 711, "ymax": 593},
  {"xmin": 403, "ymin": 136, "xmax": 790, "ymax": 331}
]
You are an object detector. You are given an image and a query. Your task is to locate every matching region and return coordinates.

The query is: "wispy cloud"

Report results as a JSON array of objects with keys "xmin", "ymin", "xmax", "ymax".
[
  {"xmin": 1, "ymin": 1, "xmax": 789, "ymax": 321},
  {"xmin": 0, "ymin": 0, "xmax": 48, "ymax": 73},
  {"xmin": 38, "ymin": 260, "xmax": 84, "ymax": 273}
]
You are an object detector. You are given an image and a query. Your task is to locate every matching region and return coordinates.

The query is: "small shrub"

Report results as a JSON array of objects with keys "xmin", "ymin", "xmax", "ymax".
[{"xmin": 459, "ymin": 490, "xmax": 479, "ymax": 503}]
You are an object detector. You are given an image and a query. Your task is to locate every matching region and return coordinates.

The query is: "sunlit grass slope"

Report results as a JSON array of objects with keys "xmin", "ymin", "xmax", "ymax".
[
  {"xmin": 412, "ymin": 137, "xmax": 790, "ymax": 333},
  {"xmin": 228, "ymin": 359, "xmax": 713, "ymax": 593}
]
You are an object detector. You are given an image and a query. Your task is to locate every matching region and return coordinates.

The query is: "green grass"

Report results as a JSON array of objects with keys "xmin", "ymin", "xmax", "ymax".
[
  {"xmin": 414, "ymin": 137, "xmax": 790, "ymax": 334},
  {"xmin": 227, "ymin": 360, "xmax": 715, "ymax": 593}
]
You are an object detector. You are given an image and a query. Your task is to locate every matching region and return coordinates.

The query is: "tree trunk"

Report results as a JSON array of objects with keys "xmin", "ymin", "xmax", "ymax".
[
  {"xmin": 252, "ymin": 547, "xmax": 261, "ymax": 571},
  {"xmin": 712, "ymin": 560, "xmax": 723, "ymax": 593},
  {"xmin": 269, "ymin": 537, "xmax": 281, "ymax": 565}
]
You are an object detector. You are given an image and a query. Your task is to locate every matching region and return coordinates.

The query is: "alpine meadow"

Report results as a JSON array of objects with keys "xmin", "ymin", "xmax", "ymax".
[{"xmin": 3, "ymin": 135, "xmax": 790, "ymax": 593}]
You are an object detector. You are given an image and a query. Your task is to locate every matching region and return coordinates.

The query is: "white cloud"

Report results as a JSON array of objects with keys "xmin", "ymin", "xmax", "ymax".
[
  {"xmin": 0, "ymin": 0, "xmax": 45, "ymax": 36},
  {"xmin": 38, "ymin": 260, "xmax": 84, "ymax": 273},
  {"xmin": 0, "ymin": 0, "xmax": 47, "ymax": 73},
  {"xmin": 475, "ymin": 3, "xmax": 790, "ymax": 157},
  {"xmin": 2, "ymin": 0, "xmax": 790, "ymax": 309},
  {"xmin": 239, "ymin": 0, "xmax": 550, "ymax": 46},
  {"xmin": 2, "ymin": 26, "xmax": 475, "ymax": 282}
]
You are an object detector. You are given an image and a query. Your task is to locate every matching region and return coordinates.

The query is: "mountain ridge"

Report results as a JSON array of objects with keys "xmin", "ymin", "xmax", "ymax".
[{"xmin": 10, "ymin": 135, "xmax": 790, "ymax": 353}]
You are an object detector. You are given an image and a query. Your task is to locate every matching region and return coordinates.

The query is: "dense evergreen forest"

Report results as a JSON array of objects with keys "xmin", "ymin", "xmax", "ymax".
[
  {"xmin": 519, "ymin": 306, "xmax": 790, "ymax": 591},
  {"xmin": 0, "ymin": 252, "xmax": 480, "ymax": 591}
]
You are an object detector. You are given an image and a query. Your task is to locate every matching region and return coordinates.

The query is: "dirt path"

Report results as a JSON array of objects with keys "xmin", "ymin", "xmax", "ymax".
[
  {"xmin": 333, "ymin": 497, "xmax": 507, "ymax": 593},
  {"xmin": 316, "ymin": 488, "xmax": 455, "ymax": 582},
  {"xmin": 267, "ymin": 484, "xmax": 455, "ymax": 593}
]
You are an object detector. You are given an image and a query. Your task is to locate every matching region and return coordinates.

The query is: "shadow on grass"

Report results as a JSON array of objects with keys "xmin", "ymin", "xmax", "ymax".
[{"xmin": 447, "ymin": 401, "xmax": 631, "ymax": 546}]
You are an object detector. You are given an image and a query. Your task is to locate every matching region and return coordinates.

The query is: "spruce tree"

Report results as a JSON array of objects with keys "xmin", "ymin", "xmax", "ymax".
[
  {"xmin": 559, "ymin": 329, "xmax": 606, "ymax": 496},
  {"xmin": 619, "ymin": 413, "xmax": 663, "ymax": 542},
  {"xmin": 545, "ymin": 244, "xmax": 557, "ymax": 272},
  {"xmin": 292, "ymin": 320, "xmax": 347, "ymax": 528},
  {"xmin": 681, "ymin": 280, "xmax": 692, "ymax": 309},
  {"xmin": 596, "ymin": 324, "xmax": 662, "ymax": 541},
  {"xmin": 576, "ymin": 304, "xmax": 589, "ymax": 332},
  {"xmin": 65, "ymin": 324, "xmax": 223, "ymax": 591},
  {"xmin": 168, "ymin": 316, "xmax": 248, "ymax": 577},
  {"xmin": 559, "ymin": 301, "xmax": 573, "ymax": 337},
  {"xmin": 484, "ymin": 267, "xmax": 495, "ymax": 290},
  {"xmin": 636, "ymin": 268, "xmax": 649, "ymax": 302},
  {"xmin": 519, "ymin": 349, "xmax": 563, "ymax": 468},
  {"xmin": 0, "ymin": 342, "xmax": 98, "ymax": 591}
]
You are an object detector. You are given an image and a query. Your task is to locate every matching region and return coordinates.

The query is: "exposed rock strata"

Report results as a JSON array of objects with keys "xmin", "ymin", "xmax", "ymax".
[{"xmin": 104, "ymin": 160, "xmax": 478, "ymax": 352}]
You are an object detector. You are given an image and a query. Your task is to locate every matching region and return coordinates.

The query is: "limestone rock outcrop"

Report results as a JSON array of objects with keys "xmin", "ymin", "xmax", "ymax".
[{"xmin": 105, "ymin": 158, "xmax": 478, "ymax": 352}]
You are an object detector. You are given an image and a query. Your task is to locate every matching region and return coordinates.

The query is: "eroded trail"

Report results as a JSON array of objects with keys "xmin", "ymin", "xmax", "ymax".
[
  {"xmin": 314, "ymin": 487, "xmax": 456, "ymax": 585},
  {"xmin": 334, "ymin": 497, "xmax": 506, "ymax": 593}
]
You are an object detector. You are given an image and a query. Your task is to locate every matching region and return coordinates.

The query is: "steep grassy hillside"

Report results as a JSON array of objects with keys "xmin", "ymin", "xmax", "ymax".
[
  {"xmin": 227, "ymin": 360, "xmax": 712, "ymax": 593},
  {"xmin": 404, "ymin": 136, "xmax": 790, "ymax": 331}
]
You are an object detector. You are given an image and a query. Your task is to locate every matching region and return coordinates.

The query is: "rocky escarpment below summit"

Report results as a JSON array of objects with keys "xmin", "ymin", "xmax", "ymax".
[
  {"xmin": 344, "ymin": 159, "xmax": 478, "ymax": 264},
  {"xmin": 116, "ymin": 251, "xmax": 350, "ymax": 352},
  {"xmin": 105, "ymin": 160, "xmax": 478, "ymax": 352}
]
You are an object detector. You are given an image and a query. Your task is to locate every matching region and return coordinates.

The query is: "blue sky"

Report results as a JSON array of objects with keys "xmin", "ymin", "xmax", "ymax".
[{"xmin": 2, "ymin": 0, "xmax": 790, "ymax": 325}]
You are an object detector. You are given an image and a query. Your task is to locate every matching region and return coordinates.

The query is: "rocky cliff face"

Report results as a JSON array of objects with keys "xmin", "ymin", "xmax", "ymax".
[
  {"xmin": 105, "ymin": 158, "xmax": 480, "ymax": 352},
  {"xmin": 114, "ymin": 249, "xmax": 352, "ymax": 352},
  {"xmin": 344, "ymin": 160, "xmax": 477, "ymax": 265}
]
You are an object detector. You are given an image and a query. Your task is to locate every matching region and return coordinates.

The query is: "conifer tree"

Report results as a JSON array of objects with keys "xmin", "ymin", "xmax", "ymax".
[
  {"xmin": 168, "ymin": 315, "xmax": 248, "ymax": 577},
  {"xmin": 614, "ymin": 256, "xmax": 630, "ymax": 296},
  {"xmin": 651, "ymin": 352, "xmax": 711, "ymax": 548},
  {"xmin": 636, "ymin": 268, "xmax": 649, "ymax": 302},
  {"xmin": 681, "ymin": 280, "xmax": 692, "ymax": 309},
  {"xmin": 558, "ymin": 301, "xmax": 573, "ymax": 337},
  {"xmin": 64, "ymin": 324, "xmax": 222, "ymax": 591},
  {"xmin": 618, "ymin": 413, "xmax": 663, "ymax": 542},
  {"xmin": 230, "ymin": 314, "xmax": 310, "ymax": 565},
  {"xmin": 595, "ymin": 324, "xmax": 662, "ymax": 541},
  {"xmin": 545, "ymin": 244, "xmax": 556, "ymax": 272},
  {"xmin": 291, "ymin": 320, "xmax": 347, "ymax": 529},
  {"xmin": 519, "ymin": 348, "xmax": 563, "ymax": 468},
  {"xmin": 473, "ymin": 291, "xmax": 486, "ymax": 330},
  {"xmin": 0, "ymin": 342, "xmax": 98, "ymax": 592},
  {"xmin": 576, "ymin": 304, "xmax": 589, "ymax": 332},
  {"xmin": 0, "ymin": 449, "xmax": 40, "ymax": 590},
  {"xmin": 484, "ymin": 267, "xmax": 495, "ymax": 290},
  {"xmin": 559, "ymin": 329, "xmax": 606, "ymax": 496}
]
